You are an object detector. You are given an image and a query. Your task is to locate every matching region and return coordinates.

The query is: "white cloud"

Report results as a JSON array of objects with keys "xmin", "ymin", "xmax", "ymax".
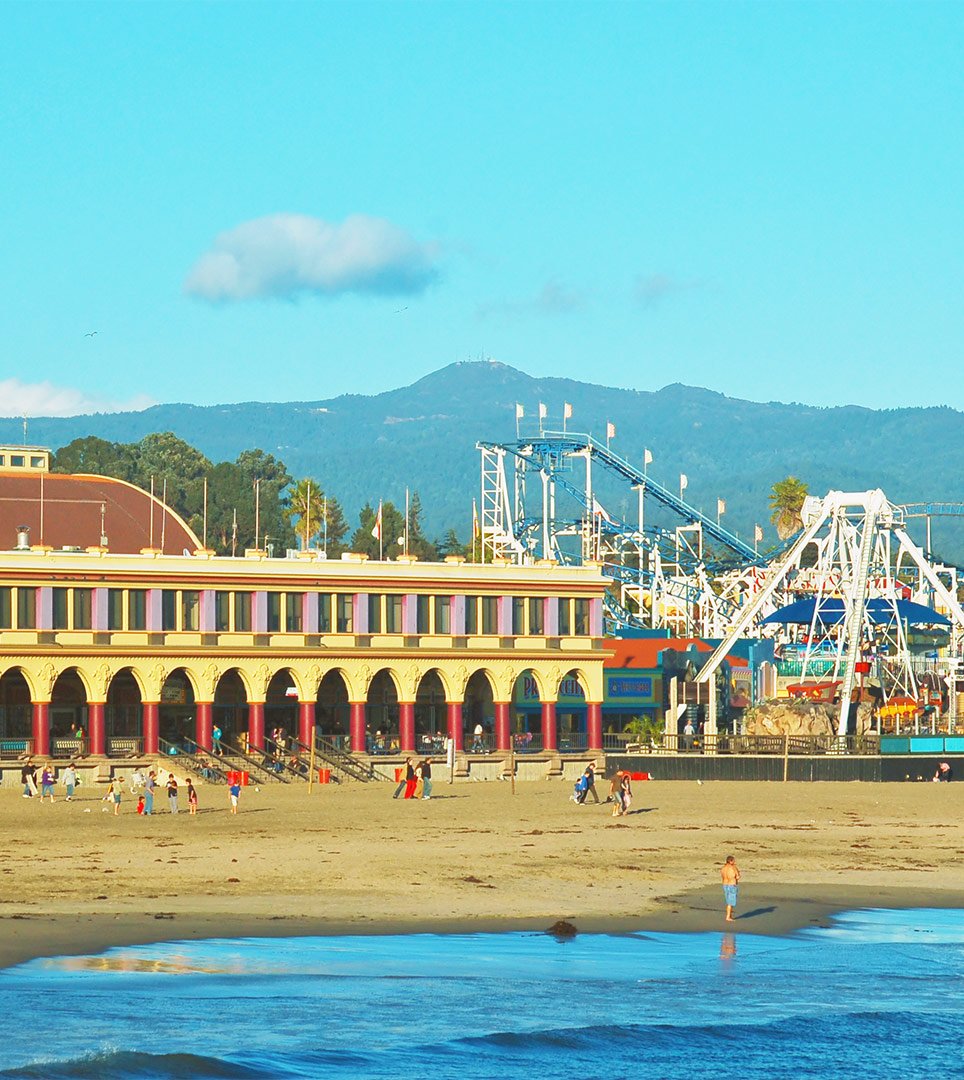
[
  {"xmin": 477, "ymin": 279, "xmax": 587, "ymax": 320},
  {"xmin": 0, "ymin": 379, "xmax": 154, "ymax": 417},
  {"xmin": 184, "ymin": 213, "xmax": 440, "ymax": 302},
  {"xmin": 634, "ymin": 273, "xmax": 702, "ymax": 308}
]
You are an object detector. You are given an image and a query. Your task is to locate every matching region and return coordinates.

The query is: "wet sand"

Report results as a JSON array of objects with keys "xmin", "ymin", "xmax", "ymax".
[{"xmin": 2, "ymin": 775, "xmax": 963, "ymax": 968}]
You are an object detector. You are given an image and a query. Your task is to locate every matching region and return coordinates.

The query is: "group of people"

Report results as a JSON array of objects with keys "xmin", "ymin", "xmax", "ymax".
[
  {"xmin": 20, "ymin": 760, "xmax": 75, "ymax": 802},
  {"xmin": 569, "ymin": 762, "xmax": 633, "ymax": 816},
  {"xmin": 393, "ymin": 757, "xmax": 433, "ymax": 800}
]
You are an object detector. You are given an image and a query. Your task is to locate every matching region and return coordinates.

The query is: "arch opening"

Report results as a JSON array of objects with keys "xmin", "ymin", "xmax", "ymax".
[
  {"xmin": 0, "ymin": 669, "xmax": 32, "ymax": 749},
  {"xmin": 316, "ymin": 670, "xmax": 350, "ymax": 749},
  {"xmin": 464, "ymin": 670, "xmax": 495, "ymax": 751},
  {"xmin": 50, "ymin": 670, "xmax": 88, "ymax": 756},
  {"xmin": 265, "ymin": 670, "xmax": 299, "ymax": 747},
  {"xmin": 214, "ymin": 671, "xmax": 248, "ymax": 746},
  {"xmin": 511, "ymin": 669, "xmax": 543, "ymax": 752},
  {"xmin": 159, "ymin": 669, "xmax": 196, "ymax": 751},
  {"xmin": 415, "ymin": 671, "xmax": 446, "ymax": 753},
  {"xmin": 107, "ymin": 668, "xmax": 143, "ymax": 755},
  {"xmin": 366, "ymin": 670, "xmax": 399, "ymax": 754},
  {"xmin": 556, "ymin": 668, "xmax": 588, "ymax": 752}
]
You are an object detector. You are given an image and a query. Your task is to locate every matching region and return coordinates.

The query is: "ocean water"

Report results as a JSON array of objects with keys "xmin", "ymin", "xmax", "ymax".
[{"xmin": 2, "ymin": 910, "xmax": 963, "ymax": 1079}]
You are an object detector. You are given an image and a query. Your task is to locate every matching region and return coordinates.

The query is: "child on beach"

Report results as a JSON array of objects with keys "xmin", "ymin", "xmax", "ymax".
[
  {"xmin": 167, "ymin": 773, "xmax": 179, "ymax": 814},
  {"xmin": 228, "ymin": 779, "xmax": 241, "ymax": 814},
  {"xmin": 40, "ymin": 765, "xmax": 56, "ymax": 802},
  {"xmin": 136, "ymin": 795, "xmax": 145, "ymax": 815},
  {"xmin": 187, "ymin": 781, "xmax": 198, "ymax": 815},
  {"xmin": 104, "ymin": 779, "xmax": 122, "ymax": 815}
]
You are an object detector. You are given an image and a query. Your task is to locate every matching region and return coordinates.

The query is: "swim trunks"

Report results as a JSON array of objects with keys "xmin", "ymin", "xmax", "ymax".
[{"xmin": 723, "ymin": 885, "xmax": 738, "ymax": 907}]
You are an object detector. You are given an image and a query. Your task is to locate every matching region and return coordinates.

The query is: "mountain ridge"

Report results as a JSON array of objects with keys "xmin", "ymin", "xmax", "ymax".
[{"xmin": 1, "ymin": 361, "xmax": 962, "ymax": 554}]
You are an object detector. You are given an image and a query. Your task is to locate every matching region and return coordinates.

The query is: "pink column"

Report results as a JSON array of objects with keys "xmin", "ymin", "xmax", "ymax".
[
  {"xmin": 587, "ymin": 702, "xmax": 603, "ymax": 751},
  {"xmin": 541, "ymin": 701, "xmax": 558, "ymax": 751},
  {"xmin": 248, "ymin": 701, "xmax": 265, "ymax": 751},
  {"xmin": 349, "ymin": 702, "xmax": 366, "ymax": 753},
  {"xmin": 447, "ymin": 702, "xmax": 463, "ymax": 751},
  {"xmin": 399, "ymin": 702, "xmax": 415, "ymax": 752},
  {"xmin": 494, "ymin": 702, "xmax": 511, "ymax": 751},
  {"xmin": 88, "ymin": 701, "xmax": 106, "ymax": 756},
  {"xmin": 299, "ymin": 700, "xmax": 315, "ymax": 749},
  {"xmin": 142, "ymin": 702, "xmax": 159, "ymax": 755},
  {"xmin": 196, "ymin": 701, "xmax": 213, "ymax": 752},
  {"xmin": 32, "ymin": 702, "xmax": 50, "ymax": 757}
]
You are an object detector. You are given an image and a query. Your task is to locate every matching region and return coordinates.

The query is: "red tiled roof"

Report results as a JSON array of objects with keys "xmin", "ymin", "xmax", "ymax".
[
  {"xmin": 604, "ymin": 637, "xmax": 748, "ymax": 669},
  {"xmin": 0, "ymin": 472, "xmax": 201, "ymax": 554}
]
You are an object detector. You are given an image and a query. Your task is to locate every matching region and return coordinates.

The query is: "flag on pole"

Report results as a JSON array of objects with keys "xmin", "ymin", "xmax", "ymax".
[
  {"xmin": 538, "ymin": 402, "xmax": 548, "ymax": 419},
  {"xmin": 754, "ymin": 523, "xmax": 764, "ymax": 542},
  {"xmin": 472, "ymin": 499, "xmax": 479, "ymax": 534},
  {"xmin": 371, "ymin": 502, "xmax": 383, "ymax": 540},
  {"xmin": 606, "ymin": 421, "xmax": 616, "ymax": 441},
  {"xmin": 644, "ymin": 448, "xmax": 653, "ymax": 467},
  {"xmin": 515, "ymin": 403, "xmax": 524, "ymax": 419},
  {"xmin": 591, "ymin": 496, "xmax": 613, "ymax": 523},
  {"xmin": 717, "ymin": 498, "xmax": 726, "ymax": 517},
  {"xmin": 680, "ymin": 473, "xmax": 688, "ymax": 492},
  {"xmin": 563, "ymin": 402, "xmax": 573, "ymax": 419}
]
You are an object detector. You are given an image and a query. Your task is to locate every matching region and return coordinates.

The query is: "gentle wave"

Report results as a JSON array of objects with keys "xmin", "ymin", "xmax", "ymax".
[{"xmin": 0, "ymin": 1050, "xmax": 270, "ymax": 1080}]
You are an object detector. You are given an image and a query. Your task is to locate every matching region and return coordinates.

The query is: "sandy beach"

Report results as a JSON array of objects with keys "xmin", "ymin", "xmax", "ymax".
[{"xmin": 2, "ymin": 773, "xmax": 963, "ymax": 969}]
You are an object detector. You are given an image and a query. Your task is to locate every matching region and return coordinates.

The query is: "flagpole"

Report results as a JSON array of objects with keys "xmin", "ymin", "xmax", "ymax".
[
  {"xmin": 305, "ymin": 480, "xmax": 311, "ymax": 551},
  {"xmin": 405, "ymin": 488, "xmax": 410, "ymax": 557},
  {"xmin": 379, "ymin": 500, "xmax": 383, "ymax": 561},
  {"xmin": 323, "ymin": 495, "xmax": 328, "ymax": 557},
  {"xmin": 203, "ymin": 476, "xmax": 208, "ymax": 550}
]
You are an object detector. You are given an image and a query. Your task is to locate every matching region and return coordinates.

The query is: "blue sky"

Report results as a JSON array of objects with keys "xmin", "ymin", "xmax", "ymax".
[{"xmin": 2, "ymin": 1, "xmax": 962, "ymax": 415}]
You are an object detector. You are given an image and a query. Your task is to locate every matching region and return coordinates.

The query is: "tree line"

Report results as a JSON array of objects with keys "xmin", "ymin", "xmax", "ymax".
[{"xmin": 53, "ymin": 434, "xmax": 474, "ymax": 561}]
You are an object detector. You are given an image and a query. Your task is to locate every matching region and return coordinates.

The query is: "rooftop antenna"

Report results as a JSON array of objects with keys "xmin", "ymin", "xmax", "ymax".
[
  {"xmin": 160, "ymin": 478, "xmax": 167, "ymax": 552},
  {"xmin": 39, "ymin": 470, "xmax": 44, "ymax": 545},
  {"xmin": 22, "ymin": 416, "xmax": 27, "ymax": 445},
  {"xmin": 202, "ymin": 476, "xmax": 208, "ymax": 550},
  {"xmin": 231, "ymin": 508, "xmax": 237, "ymax": 556},
  {"xmin": 254, "ymin": 479, "xmax": 261, "ymax": 552},
  {"xmin": 322, "ymin": 495, "xmax": 328, "ymax": 557},
  {"xmin": 149, "ymin": 476, "xmax": 155, "ymax": 548},
  {"xmin": 100, "ymin": 501, "xmax": 107, "ymax": 547}
]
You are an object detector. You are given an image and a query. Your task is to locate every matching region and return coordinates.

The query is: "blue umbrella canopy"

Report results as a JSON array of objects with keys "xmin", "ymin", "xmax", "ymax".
[{"xmin": 762, "ymin": 597, "xmax": 950, "ymax": 626}]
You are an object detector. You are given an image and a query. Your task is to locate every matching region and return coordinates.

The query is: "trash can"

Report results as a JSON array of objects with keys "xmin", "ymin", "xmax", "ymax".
[{"xmin": 318, "ymin": 768, "xmax": 331, "ymax": 784}]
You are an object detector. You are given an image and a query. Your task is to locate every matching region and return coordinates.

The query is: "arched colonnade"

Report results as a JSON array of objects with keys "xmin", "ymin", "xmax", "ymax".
[{"xmin": 0, "ymin": 657, "xmax": 605, "ymax": 757}]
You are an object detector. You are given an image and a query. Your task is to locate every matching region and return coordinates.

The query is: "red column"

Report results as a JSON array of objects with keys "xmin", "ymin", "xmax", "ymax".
[
  {"xmin": 88, "ymin": 701, "xmax": 106, "ymax": 756},
  {"xmin": 494, "ymin": 702, "xmax": 511, "ymax": 751},
  {"xmin": 349, "ymin": 702, "xmax": 366, "ymax": 753},
  {"xmin": 142, "ymin": 702, "xmax": 159, "ymax": 755},
  {"xmin": 541, "ymin": 701, "xmax": 558, "ymax": 751},
  {"xmin": 399, "ymin": 702, "xmax": 415, "ymax": 752},
  {"xmin": 196, "ymin": 701, "xmax": 213, "ymax": 752},
  {"xmin": 447, "ymin": 702, "xmax": 464, "ymax": 751},
  {"xmin": 32, "ymin": 702, "xmax": 50, "ymax": 757},
  {"xmin": 299, "ymin": 700, "xmax": 315, "ymax": 749},
  {"xmin": 248, "ymin": 701, "xmax": 265, "ymax": 751},
  {"xmin": 587, "ymin": 702, "xmax": 603, "ymax": 751}
]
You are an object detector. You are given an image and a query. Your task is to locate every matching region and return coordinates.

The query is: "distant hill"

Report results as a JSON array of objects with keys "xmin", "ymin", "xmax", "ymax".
[{"xmin": 3, "ymin": 361, "xmax": 963, "ymax": 558}]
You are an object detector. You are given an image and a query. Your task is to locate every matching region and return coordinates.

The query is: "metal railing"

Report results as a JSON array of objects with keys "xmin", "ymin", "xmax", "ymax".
[
  {"xmin": 51, "ymin": 737, "xmax": 89, "ymax": 759},
  {"xmin": 0, "ymin": 738, "xmax": 34, "ymax": 760},
  {"xmin": 107, "ymin": 737, "xmax": 144, "ymax": 758},
  {"xmin": 656, "ymin": 733, "xmax": 881, "ymax": 756},
  {"xmin": 158, "ymin": 739, "xmax": 228, "ymax": 784},
  {"xmin": 512, "ymin": 732, "xmax": 543, "ymax": 753}
]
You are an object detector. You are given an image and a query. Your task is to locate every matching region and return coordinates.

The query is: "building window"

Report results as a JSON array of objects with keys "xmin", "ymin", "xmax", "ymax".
[
  {"xmin": 465, "ymin": 596, "xmax": 479, "ymax": 634},
  {"xmin": 266, "ymin": 592, "xmax": 281, "ymax": 633},
  {"xmin": 0, "ymin": 587, "xmax": 11, "ymax": 629},
  {"xmin": 415, "ymin": 595, "xmax": 430, "ymax": 634},
  {"xmin": 215, "ymin": 592, "xmax": 230, "ymax": 632},
  {"xmin": 30, "ymin": 456, "xmax": 45, "ymax": 468},
  {"xmin": 574, "ymin": 598, "xmax": 590, "ymax": 635},
  {"xmin": 16, "ymin": 588, "xmax": 35, "ymax": 630},
  {"xmin": 52, "ymin": 588, "xmax": 69, "ymax": 630},
  {"xmin": 285, "ymin": 592, "xmax": 303, "ymax": 633},
  {"xmin": 385, "ymin": 594, "xmax": 402, "ymax": 633},
  {"xmin": 161, "ymin": 590, "xmax": 177, "ymax": 631},
  {"xmin": 368, "ymin": 594, "xmax": 382, "ymax": 633},
  {"xmin": 529, "ymin": 597, "xmax": 544, "ymax": 635},
  {"xmin": 558, "ymin": 598, "xmax": 572, "ymax": 636},
  {"xmin": 434, "ymin": 595, "xmax": 451, "ymax": 634},
  {"xmin": 72, "ymin": 589, "xmax": 92, "ymax": 630},
  {"xmin": 10, "ymin": 455, "xmax": 24, "ymax": 467},
  {"xmin": 512, "ymin": 597, "xmax": 525, "ymax": 635},
  {"xmin": 336, "ymin": 594, "xmax": 353, "ymax": 633},
  {"xmin": 318, "ymin": 593, "xmax": 332, "ymax": 633},
  {"xmin": 481, "ymin": 596, "xmax": 497, "ymax": 634},
  {"xmin": 180, "ymin": 590, "xmax": 199, "ymax": 631},
  {"xmin": 128, "ymin": 590, "xmax": 146, "ymax": 631},
  {"xmin": 234, "ymin": 592, "xmax": 251, "ymax": 632},
  {"xmin": 108, "ymin": 589, "xmax": 124, "ymax": 630}
]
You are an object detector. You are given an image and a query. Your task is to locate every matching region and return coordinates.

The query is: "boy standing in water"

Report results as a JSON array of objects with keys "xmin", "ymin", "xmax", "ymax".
[{"xmin": 721, "ymin": 855, "xmax": 741, "ymax": 922}]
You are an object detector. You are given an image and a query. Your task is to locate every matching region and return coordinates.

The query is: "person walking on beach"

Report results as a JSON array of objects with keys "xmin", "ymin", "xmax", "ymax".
[
  {"xmin": 608, "ymin": 771, "xmax": 626, "ymax": 815},
  {"xmin": 392, "ymin": 760, "xmax": 409, "ymax": 799},
  {"xmin": 187, "ymin": 780, "xmax": 198, "ymax": 815},
  {"xmin": 105, "ymin": 777, "xmax": 122, "ymax": 815},
  {"xmin": 62, "ymin": 763, "xmax": 77, "ymax": 802},
  {"xmin": 167, "ymin": 773, "xmax": 179, "ymax": 813},
  {"xmin": 721, "ymin": 855, "xmax": 741, "ymax": 922},
  {"xmin": 403, "ymin": 758, "xmax": 418, "ymax": 800},
  {"xmin": 578, "ymin": 761, "xmax": 599, "ymax": 804},
  {"xmin": 420, "ymin": 757, "xmax": 433, "ymax": 800},
  {"xmin": 144, "ymin": 771, "xmax": 156, "ymax": 815},
  {"xmin": 40, "ymin": 764, "xmax": 56, "ymax": 803},
  {"xmin": 228, "ymin": 778, "xmax": 241, "ymax": 814},
  {"xmin": 618, "ymin": 772, "xmax": 632, "ymax": 816},
  {"xmin": 21, "ymin": 760, "xmax": 37, "ymax": 799}
]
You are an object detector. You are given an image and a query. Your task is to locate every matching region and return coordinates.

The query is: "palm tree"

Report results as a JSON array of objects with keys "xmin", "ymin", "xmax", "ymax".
[
  {"xmin": 286, "ymin": 479, "xmax": 348, "ymax": 552},
  {"xmin": 769, "ymin": 476, "xmax": 809, "ymax": 540}
]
